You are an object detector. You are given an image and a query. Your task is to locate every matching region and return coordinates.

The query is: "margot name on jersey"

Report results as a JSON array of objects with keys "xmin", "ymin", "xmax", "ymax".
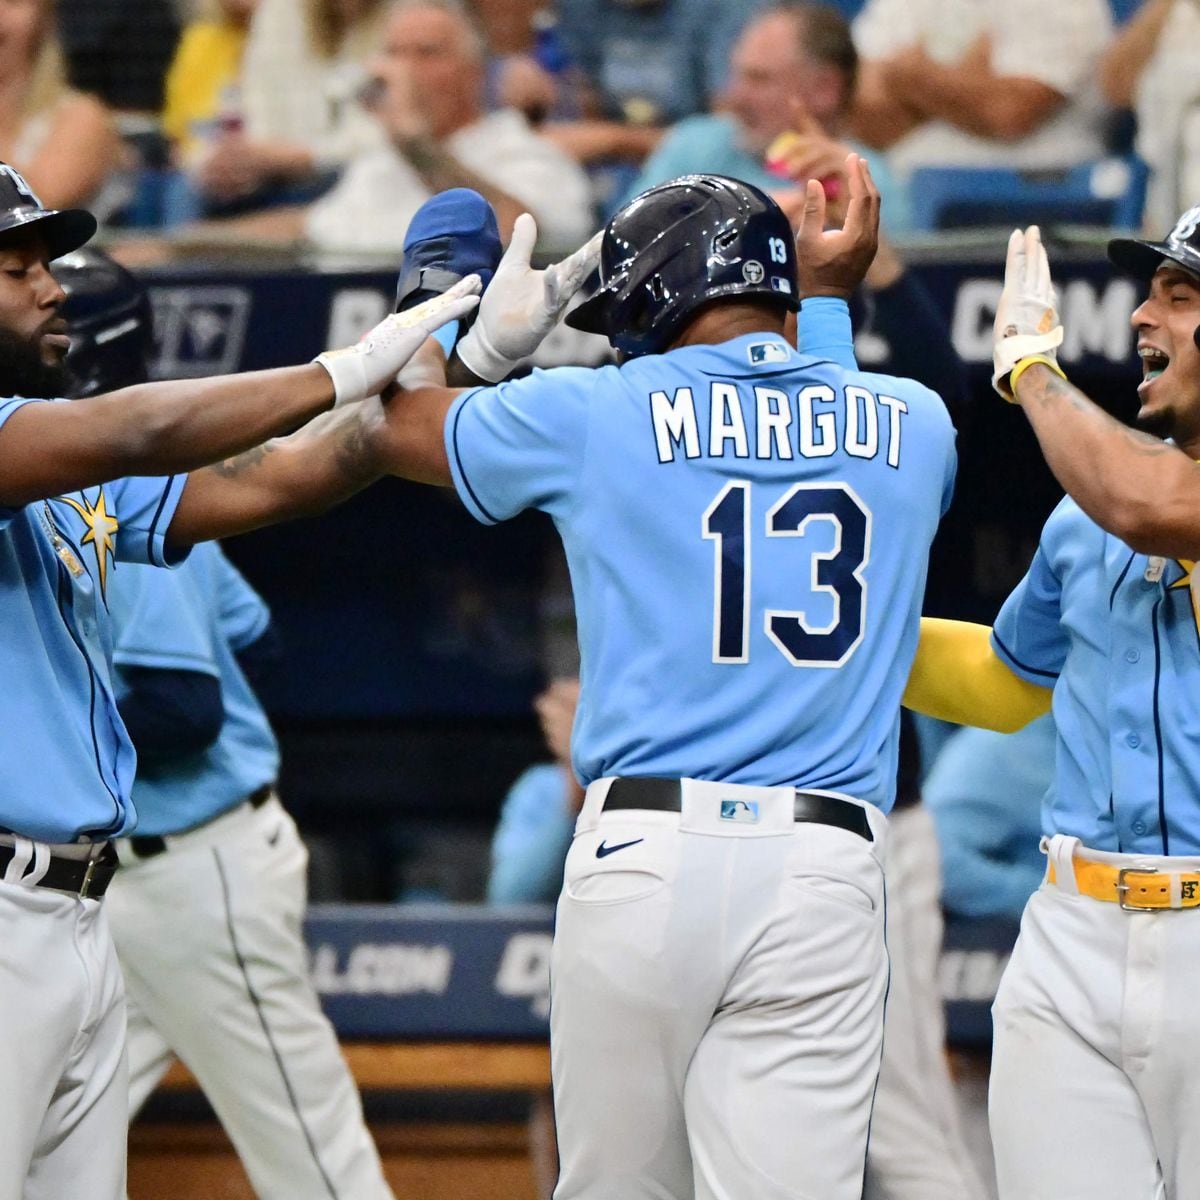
[{"xmin": 650, "ymin": 381, "xmax": 908, "ymax": 467}]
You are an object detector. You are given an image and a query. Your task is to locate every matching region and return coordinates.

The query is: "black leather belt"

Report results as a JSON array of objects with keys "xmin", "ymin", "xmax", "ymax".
[
  {"xmin": 0, "ymin": 840, "xmax": 118, "ymax": 898},
  {"xmin": 127, "ymin": 784, "xmax": 274, "ymax": 859},
  {"xmin": 603, "ymin": 777, "xmax": 874, "ymax": 842}
]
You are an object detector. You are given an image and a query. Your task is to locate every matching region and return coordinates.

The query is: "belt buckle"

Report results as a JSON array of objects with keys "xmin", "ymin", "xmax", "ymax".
[
  {"xmin": 78, "ymin": 856, "xmax": 98, "ymax": 899},
  {"xmin": 1117, "ymin": 866, "xmax": 1161, "ymax": 911}
]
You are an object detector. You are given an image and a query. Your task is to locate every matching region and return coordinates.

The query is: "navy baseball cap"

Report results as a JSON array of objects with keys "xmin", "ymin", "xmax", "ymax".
[
  {"xmin": 0, "ymin": 163, "xmax": 96, "ymax": 261},
  {"xmin": 1109, "ymin": 203, "xmax": 1200, "ymax": 282},
  {"xmin": 395, "ymin": 188, "xmax": 502, "ymax": 313}
]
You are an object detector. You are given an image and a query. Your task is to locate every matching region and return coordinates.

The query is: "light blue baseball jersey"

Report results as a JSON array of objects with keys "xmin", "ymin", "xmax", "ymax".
[
  {"xmin": 106, "ymin": 541, "xmax": 280, "ymax": 837},
  {"xmin": 993, "ymin": 496, "xmax": 1200, "ymax": 855},
  {"xmin": 446, "ymin": 317, "xmax": 956, "ymax": 811},
  {"xmin": 0, "ymin": 397, "xmax": 188, "ymax": 843}
]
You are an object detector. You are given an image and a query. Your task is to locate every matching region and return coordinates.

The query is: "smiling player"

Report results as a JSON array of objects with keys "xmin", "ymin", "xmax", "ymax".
[{"xmin": 902, "ymin": 212, "xmax": 1200, "ymax": 1198}]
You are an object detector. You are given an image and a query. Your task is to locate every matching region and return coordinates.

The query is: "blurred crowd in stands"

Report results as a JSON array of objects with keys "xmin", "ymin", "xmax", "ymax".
[{"xmin": 8, "ymin": 0, "xmax": 1194, "ymax": 255}]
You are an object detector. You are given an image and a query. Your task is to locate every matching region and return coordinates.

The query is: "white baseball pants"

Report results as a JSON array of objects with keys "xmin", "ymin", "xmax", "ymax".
[
  {"xmin": 106, "ymin": 796, "xmax": 393, "ymax": 1200},
  {"xmin": 864, "ymin": 804, "xmax": 989, "ymax": 1200},
  {"xmin": 989, "ymin": 833, "xmax": 1200, "ymax": 1200},
  {"xmin": 0, "ymin": 845, "xmax": 127, "ymax": 1200},
  {"xmin": 551, "ymin": 777, "xmax": 889, "ymax": 1200}
]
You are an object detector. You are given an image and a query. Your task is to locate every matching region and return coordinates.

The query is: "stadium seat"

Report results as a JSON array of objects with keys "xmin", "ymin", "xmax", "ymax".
[{"xmin": 907, "ymin": 157, "xmax": 1148, "ymax": 233}]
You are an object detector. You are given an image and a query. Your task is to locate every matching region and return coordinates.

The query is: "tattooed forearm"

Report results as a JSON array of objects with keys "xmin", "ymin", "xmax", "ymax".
[
  {"xmin": 1023, "ymin": 371, "xmax": 1174, "ymax": 458},
  {"xmin": 212, "ymin": 441, "xmax": 277, "ymax": 477},
  {"xmin": 1011, "ymin": 361, "xmax": 1200, "ymax": 555},
  {"xmin": 335, "ymin": 408, "xmax": 378, "ymax": 480}
]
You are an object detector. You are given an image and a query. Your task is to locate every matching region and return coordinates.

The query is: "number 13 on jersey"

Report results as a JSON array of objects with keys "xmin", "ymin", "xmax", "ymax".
[{"xmin": 702, "ymin": 480, "xmax": 871, "ymax": 668}]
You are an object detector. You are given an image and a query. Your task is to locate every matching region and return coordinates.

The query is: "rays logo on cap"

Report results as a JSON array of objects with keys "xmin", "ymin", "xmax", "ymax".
[{"xmin": 0, "ymin": 164, "xmax": 42, "ymax": 209}]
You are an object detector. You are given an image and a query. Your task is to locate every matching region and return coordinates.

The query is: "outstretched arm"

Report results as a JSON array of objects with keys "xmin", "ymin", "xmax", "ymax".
[
  {"xmin": 168, "ymin": 399, "xmax": 393, "ymax": 545},
  {"xmin": 0, "ymin": 365, "xmax": 335, "ymax": 508},
  {"xmin": 903, "ymin": 617, "xmax": 1052, "ymax": 733},
  {"xmin": 0, "ymin": 283, "xmax": 480, "ymax": 509}
]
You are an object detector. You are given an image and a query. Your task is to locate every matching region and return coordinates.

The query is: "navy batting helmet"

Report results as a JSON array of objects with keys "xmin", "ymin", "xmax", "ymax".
[
  {"xmin": 58, "ymin": 248, "xmax": 153, "ymax": 397},
  {"xmin": 566, "ymin": 174, "xmax": 800, "ymax": 358},
  {"xmin": 0, "ymin": 163, "xmax": 95, "ymax": 260}
]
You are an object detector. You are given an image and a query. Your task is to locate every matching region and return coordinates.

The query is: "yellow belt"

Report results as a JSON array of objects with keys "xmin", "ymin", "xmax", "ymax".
[{"xmin": 1048, "ymin": 859, "xmax": 1200, "ymax": 910}]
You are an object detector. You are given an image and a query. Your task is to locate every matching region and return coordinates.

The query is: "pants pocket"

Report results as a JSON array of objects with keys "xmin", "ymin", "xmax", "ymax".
[
  {"xmin": 789, "ymin": 870, "xmax": 878, "ymax": 916},
  {"xmin": 565, "ymin": 863, "xmax": 666, "ymax": 906}
]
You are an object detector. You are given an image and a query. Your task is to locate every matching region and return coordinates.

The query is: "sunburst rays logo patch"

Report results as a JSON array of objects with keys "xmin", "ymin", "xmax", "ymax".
[{"xmin": 58, "ymin": 491, "xmax": 119, "ymax": 599}]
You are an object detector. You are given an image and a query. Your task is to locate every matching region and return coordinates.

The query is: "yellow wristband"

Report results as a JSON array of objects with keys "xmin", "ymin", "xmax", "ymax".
[{"xmin": 1009, "ymin": 354, "xmax": 1067, "ymax": 394}]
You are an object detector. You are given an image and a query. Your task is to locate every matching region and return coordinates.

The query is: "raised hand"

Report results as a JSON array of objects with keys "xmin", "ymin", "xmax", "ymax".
[
  {"xmin": 992, "ymin": 225, "xmax": 1065, "ymax": 401},
  {"xmin": 793, "ymin": 153, "xmax": 880, "ymax": 300},
  {"xmin": 314, "ymin": 275, "xmax": 481, "ymax": 406},
  {"xmin": 456, "ymin": 214, "xmax": 603, "ymax": 382}
]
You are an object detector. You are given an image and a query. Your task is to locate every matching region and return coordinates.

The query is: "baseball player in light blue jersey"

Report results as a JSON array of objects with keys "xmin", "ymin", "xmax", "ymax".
[
  {"xmin": 0, "ymin": 160, "xmax": 493, "ymax": 1199},
  {"xmin": 375, "ymin": 159, "xmax": 959, "ymax": 1199},
  {"xmin": 105, "ymin": 545, "xmax": 394, "ymax": 1200},
  {"xmin": 903, "ymin": 214, "xmax": 1200, "ymax": 1199}
]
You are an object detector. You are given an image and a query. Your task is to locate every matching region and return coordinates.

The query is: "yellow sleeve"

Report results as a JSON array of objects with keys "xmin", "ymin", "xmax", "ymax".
[{"xmin": 903, "ymin": 617, "xmax": 1052, "ymax": 733}]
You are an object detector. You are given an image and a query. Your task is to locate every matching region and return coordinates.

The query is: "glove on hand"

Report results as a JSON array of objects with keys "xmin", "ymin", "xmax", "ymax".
[
  {"xmin": 992, "ymin": 225, "xmax": 1065, "ymax": 401},
  {"xmin": 315, "ymin": 276, "xmax": 481, "ymax": 406},
  {"xmin": 456, "ymin": 214, "xmax": 603, "ymax": 383}
]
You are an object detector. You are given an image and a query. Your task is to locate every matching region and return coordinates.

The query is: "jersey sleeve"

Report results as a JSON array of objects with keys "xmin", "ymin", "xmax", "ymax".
[
  {"xmin": 444, "ymin": 366, "xmax": 594, "ymax": 525},
  {"xmin": 213, "ymin": 545, "xmax": 271, "ymax": 651},
  {"xmin": 795, "ymin": 297, "xmax": 857, "ymax": 369},
  {"xmin": 0, "ymin": 397, "xmax": 43, "ymax": 529},
  {"xmin": 107, "ymin": 559, "xmax": 220, "ymax": 678},
  {"xmin": 108, "ymin": 473, "xmax": 190, "ymax": 567},
  {"xmin": 991, "ymin": 542, "xmax": 1067, "ymax": 684}
]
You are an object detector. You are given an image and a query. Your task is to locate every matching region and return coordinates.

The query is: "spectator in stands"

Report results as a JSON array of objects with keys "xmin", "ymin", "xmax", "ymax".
[
  {"xmin": 0, "ymin": 0, "xmax": 122, "ymax": 210},
  {"xmin": 499, "ymin": 0, "xmax": 767, "ymax": 169},
  {"xmin": 922, "ymin": 716, "xmax": 1055, "ymax": 922},
  {"xmin": 626, "ymin": 4, "xmax": 910, "ymax": 233},
  {"xmin": 162, "ymin": 0, "xmax": 258, "ymax": 169},
  {"xmin": 1098, "ymin": 0, "xmax": 1200, "ymax": 233},
  {"xmin": 487, "ymin": 678, "xmax": 582, "ymax": 905},
  {"xmin": 851, "ymin": 0, "xmax": 1113, "ymax": 186},
  {"xmin": 303, "ymin": 0, "xmax": 593, "ymax": 252},
  {"xmin": 194, "ymin": 0, "xmax": 390, "ymax": 208}
]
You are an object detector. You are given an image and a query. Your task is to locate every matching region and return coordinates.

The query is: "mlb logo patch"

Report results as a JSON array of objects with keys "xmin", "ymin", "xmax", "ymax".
[
  {"xmin": 720, "ymin": 799, "xmax": 760, "ymax": 823},
  {"xmin": 748, "ymin": 341, "xmax": 790, "ymax": 366}
]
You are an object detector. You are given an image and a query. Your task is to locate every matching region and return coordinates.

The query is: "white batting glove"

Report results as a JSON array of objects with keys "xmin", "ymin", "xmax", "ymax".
[
  {"xmin": 992, "ymin": 225, "xmax": 1066, "ymax": 402},
  {"xmin": 314, "ymin": 276, "xmax": 481, "ymax": 406},
  {"xmin": 455, "ymin": 214, "xmax": 603, "ymax": 383}
]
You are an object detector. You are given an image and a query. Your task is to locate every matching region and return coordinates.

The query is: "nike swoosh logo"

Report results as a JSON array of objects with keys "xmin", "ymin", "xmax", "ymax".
[
  {"xmin": 596, "ymin": 838, "xmax": 644, "ymax": 858},
  {"xmin": 266, "ymin": 827, "xmax": 281, "ymax": 847}
]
